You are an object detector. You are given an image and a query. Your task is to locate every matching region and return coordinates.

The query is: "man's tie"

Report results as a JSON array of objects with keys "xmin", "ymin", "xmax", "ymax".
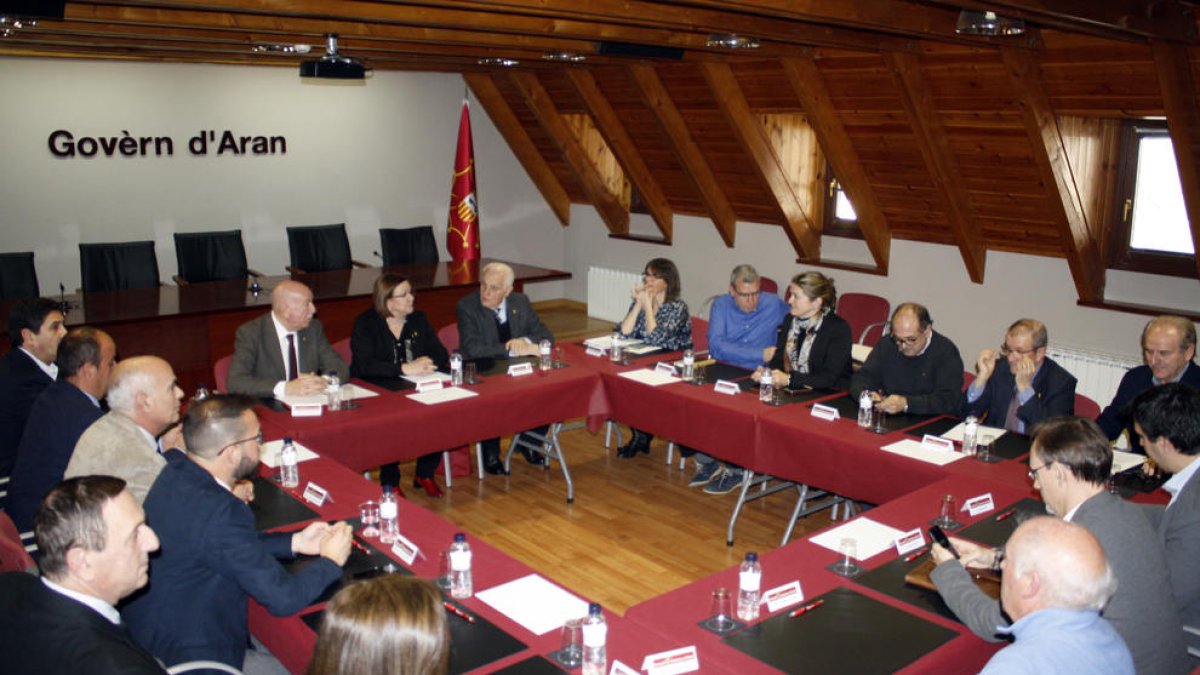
[
  {"xmin": 1003, "ymin": 391, "xmax": 1022, "ymax": 433},
  {"xmin": 286, "ymin": 333, "xmax": 299, "ymax": 381}
]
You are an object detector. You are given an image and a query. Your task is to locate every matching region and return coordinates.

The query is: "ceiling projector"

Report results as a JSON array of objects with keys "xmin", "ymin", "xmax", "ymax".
[{"xmin": 299, "ymin": 34, "xmax": 370, "ymax": 80}]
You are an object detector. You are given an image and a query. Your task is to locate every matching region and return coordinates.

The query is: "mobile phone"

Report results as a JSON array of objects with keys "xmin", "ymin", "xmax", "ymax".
[{"xmin": 929, "ymin": 525, "xmax": 959, "ymax": 559}]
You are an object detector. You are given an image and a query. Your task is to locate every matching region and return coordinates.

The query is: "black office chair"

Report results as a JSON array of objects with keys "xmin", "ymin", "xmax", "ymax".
[
  {"xmin": 79, "ymin": 241, "xmax": 160, "ymax": 292},
  {"xmin": 379, "ymin": 226, "xmax": 440, "ymax": 266},
  {"xmin": 285, "ymin": 224, "xmax": 370, "ymax": 274},
  {"xmin": 0, "ymin": 252, "xmax": 39, "ymax": 300},
  {"xmin": 173, "ymin": 230, "xmax": 263, "ymax": 285}
]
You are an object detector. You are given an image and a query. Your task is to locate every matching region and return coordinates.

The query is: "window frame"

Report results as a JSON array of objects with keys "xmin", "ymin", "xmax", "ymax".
[{"xmin": 822, "ymin": 168, "xmax": 864, "ymax": 240}]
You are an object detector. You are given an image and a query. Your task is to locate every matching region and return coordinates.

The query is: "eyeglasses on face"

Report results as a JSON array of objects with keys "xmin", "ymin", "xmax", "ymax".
[
  {"xmin": 892, "ymin": 334, "xmax": 922, "ymax": 346},
  {"xmin": 1000, "ymin": 344, "xmax": 1037, "ymax": 357},
  {"xmin": 219, "ymin": 431, "xmax": 264, "ymax": 455},
  {"xmin": 1027, "ymin": 462, "xmax": 1051, "ymax": 481},
  {"xmin": 733, "ymin": 289, "xmax": 760, "ymax": 299}
]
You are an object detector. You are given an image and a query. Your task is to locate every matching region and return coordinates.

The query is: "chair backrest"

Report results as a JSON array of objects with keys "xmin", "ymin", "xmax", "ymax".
[
  {"xmin": 759, "ymin": 276, "xmax": 779, "ymax": 296},
  {"xmin": 286, "ymin": 224, "xmax": 353, "ymax": 273},
  {"xmin": 962, "ymin": 370, "xmax": 976, "ymax": 392},
  {"xmin": 0, "ymin": 511, "xmax": 35, "ymax": 573},
  {"xmin": 0, "ymin": 252, "xmax": 39, "ymax": 300},
  {"xmin": 79, "ymin": 241, "xmax": 160, "ymax": 292},
  {"xmin": 437, "ymin": 323, "xmax": 460, "ymax": 353},
  {"xmin": 174, "ymin": 230, "xmax": 249, "ymax": 284},
  {"xmin": 859, "ymin": 321, "xmax": 887, "ymax": 347},
  {"xmin": 1075, "ymin": 392, "xmax": 1101, "ymax": 420},
  {"xmin": 214, "ymin": 354, "xmax": 233, "ymax": 393},
  {"xmin": 379, "ymin": 226, "xmax": 439, "ymax": 266},
  {"xmin": 331, "ymin": 337, "xmax": 352, "ymax": 365},
  {"xmin": 838, "ymin": 292, "xmax": 890, "ymax": 344},
  {"xmin": 690, "ymin": 316, "xmax": 708, "ymax": 353}
]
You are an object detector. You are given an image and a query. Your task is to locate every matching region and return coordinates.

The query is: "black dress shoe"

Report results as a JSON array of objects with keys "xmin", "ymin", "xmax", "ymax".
[
  {"xmin": 483, "ymin": 457, "xmax": 509, "ymax": 475},
  {"xmin": 616, "ymin": 429, "xmax": 651, "ymax": 458},
  {"xmin": 520, "ymin": 446, "xmax": 549, "ymax": 466}
]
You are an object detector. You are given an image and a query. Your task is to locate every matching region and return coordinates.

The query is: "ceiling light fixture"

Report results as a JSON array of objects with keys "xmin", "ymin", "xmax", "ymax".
[
  {"xmin": 478, "ymin": 57, "xmax": 519, "ymax": 67},
  {"xmin": 706, "ymin": 33, "xmax": 760, "ymax": 49},
  {"xmin": 251, "ymin": 43, "xmax": 311, "ymax": 54},
  {"xmin": 542, "ymin": 51, "xmax": 586, "ymax": 63},
  {"xmin": 955, "ymin": 10, "xmax": 1026, "ymax": 36}
]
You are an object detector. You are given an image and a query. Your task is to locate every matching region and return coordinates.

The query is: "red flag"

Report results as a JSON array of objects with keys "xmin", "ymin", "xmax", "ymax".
[{"xmin": 447, "ymin": 100, "xmax": 481, "ymax": 261}]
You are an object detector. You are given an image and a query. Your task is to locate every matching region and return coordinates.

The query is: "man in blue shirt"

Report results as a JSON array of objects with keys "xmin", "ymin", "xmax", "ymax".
[{"xmin": 691, "ymin": 265, "xmax": 787, "ymax": 494}]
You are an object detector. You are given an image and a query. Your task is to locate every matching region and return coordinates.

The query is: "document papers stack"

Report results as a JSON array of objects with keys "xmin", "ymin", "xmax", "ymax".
[{"xmin": 476, "ymin": 574, "xmax": 590, "ymax": 635}]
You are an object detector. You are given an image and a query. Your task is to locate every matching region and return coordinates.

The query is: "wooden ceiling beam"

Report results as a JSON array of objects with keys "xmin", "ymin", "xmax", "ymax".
[
  {"xmin": 674, "ymin": 0, "xmax": 974, "ymax": 44},
  {"xmin": 957, "ymin": 0, "xmax": 1198, "ymax": 44},
  {"xmin": 1001, "ymin": 46, "xmax": 1106, "ymax": 300},
  {"xmin": 781, "ymin": 56, "xmax": 890, "ymax": 273},
  {"xmin": 509, "ymin": 71, "xmax": 630, "ymax": 236},
  {"xmin": 1151, "ymin": 41, "xmax": 1200, "ymax": 278},
  {"xmin": 700, "ymin": 62, "xmax": 820, "ymax": 259},
  {"xmin": 886, "ymin": 51, "xmax": 987, "ymax": 283},
  {"xmin": 463, "ymin": 73, "xmax": 572, "ymax": 226},
  {"xmin": 566, "ymin": 69, "xmax": 672, "ymax": 242},
  {"xmin": 628, "ymin": 63, "xmax": 737, "ymax": 246}
]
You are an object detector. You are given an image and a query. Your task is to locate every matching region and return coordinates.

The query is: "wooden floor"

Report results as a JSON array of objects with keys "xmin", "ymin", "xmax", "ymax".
[{"xmin": 394, "ymin": 302, "xmax": 836, "ymax": 615}]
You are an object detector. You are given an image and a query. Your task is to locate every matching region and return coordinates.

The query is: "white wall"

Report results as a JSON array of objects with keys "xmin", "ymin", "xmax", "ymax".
[{"xmin": 0, "ymin": 58, "xmax": 566, "ymax": 299}]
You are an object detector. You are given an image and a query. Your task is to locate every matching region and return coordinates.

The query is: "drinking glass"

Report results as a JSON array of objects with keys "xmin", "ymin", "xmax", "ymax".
[
  {"xmin": 703, "ymin": 587, "xmax": 735, "ymax": 632},
  {"xmin": 359, "ymin": 501, "xmax": 380, "ymax": 538}
]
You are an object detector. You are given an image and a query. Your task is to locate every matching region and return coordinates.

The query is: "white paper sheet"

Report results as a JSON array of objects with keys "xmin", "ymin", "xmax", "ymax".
[
  {"xmin": 342, "ymin": 384, "xmax": 379, "ymax": 400},
  {"xmin": 617, "ymin": 369, "xmax": 680, "ymax": 387},
  {"xmin": 623, "ymin": 343, "xmax": 661, "ymax": 355},
  {"xmin": 851, "ymin": 343, "xmax": 873, "ymax": 363},
  {"xmin": 940, "ymin": 421, "xmax": 1007, "ymax": 443},
  {"xmin": 259, "ymin": 439, "xmax": 319, "ymax": 468},
  {"xmin": 880, "ymin": 438, "xmax": 966, "ymax": 466},
  {"xmin": 406, "ymin": 387, "xmax": 479, "ymax": 405},
  {"xmin": 809, "ymin": 518, "xmax": 907, "ymax": 561},
  {"xmin": 475, "ymin": 573, "xmax": 590, "ymax": 635},
  {"xmin": 275, "ymin": 394, "xmax": 326, "ymax": 408},
  {"xmin": 401, "ymin": 372, "xmax": 452, "ymax": 386},
  {"xmin": 1111, "ymin": 449, "xmax": 1146, "ymax": 475},
  {"xmin": 582, "ymin": 335, "xmax": 644, "ymax": 351}
]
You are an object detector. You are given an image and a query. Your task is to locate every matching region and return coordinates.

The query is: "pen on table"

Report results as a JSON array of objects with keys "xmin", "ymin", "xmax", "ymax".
[
  {"xmin": 995, "ymin": 508, "xmax": 1017, "ymax": 522},
  {"xmin": 789, "ymin": 599, "xmax": 824, "ymax": 618},
  {"xmin": 444, "ymin": 601, "xmax": 476, "ymax": 623},
  {"xmin": 351, "ymin": 538, "xmax": 371, "ymax": 555},
  {"xmin": 903, "ymin": 547, "xmax": 928, "ymax": 563}
]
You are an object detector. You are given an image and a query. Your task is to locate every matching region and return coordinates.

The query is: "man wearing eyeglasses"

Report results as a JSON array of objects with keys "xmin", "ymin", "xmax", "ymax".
[
  {"xmin": 850, "ymin": 302, "xmax": 963, "ymax": 416},
  {"xmin": 961, "ymin": 319, "xmax": 1076, "ymax": 433},
  {"xmin": 929, "ymin": 416, "xmax": 1188, "ymax": 675},
  {"xmin": 124, "ymin": 394, "xmax": 352, "ymax": 673}
]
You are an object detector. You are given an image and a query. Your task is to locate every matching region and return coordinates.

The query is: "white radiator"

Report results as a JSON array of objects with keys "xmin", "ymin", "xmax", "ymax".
[
  {"xmin": 1045, "ymin": 345, "xmax": 1140, "ymax": 408},
  {"xmin": 587, "ymin": 266, "xmax": 641, "ymax": 323}
]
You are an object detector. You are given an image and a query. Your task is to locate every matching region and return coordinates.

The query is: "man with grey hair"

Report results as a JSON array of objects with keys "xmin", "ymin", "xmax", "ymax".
[
  {"xmin": 962, "ymin": 318, "xmax": 1076, "ymax": 433},
  {"xmin": 1097, "ymin": 314, "xmax": 1200, "ymax": 442},
  {"xmin": 978, "ymin": 516, "xmax": 1132, "ymax": 674},
  {"xmin": 64, "ymin": 355, "xmax": 184, "ymax": 503}
]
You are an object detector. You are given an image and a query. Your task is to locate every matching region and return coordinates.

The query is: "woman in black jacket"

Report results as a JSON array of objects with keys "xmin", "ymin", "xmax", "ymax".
[
  {"xmin": 757, "ymin": 271, "xmax": 853, "ymax": 392},
  {"xmin": 351, "ymin": 273, "xmax": 450, "ymax": 497}
]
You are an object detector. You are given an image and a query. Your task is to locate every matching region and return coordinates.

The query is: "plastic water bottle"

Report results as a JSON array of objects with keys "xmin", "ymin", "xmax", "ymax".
[
  {"xmin": 682, "ymin": 349, "xmax": 695, "ymax": 380},
  {"xmin": 737, "ymin": 551, "xmax": 762, "ymax": 621},
  {"xmin": 449, "ymin": 533, "xmax": 473, "ymax": 599},
  {"xmin": 963, "ymin": 415, "xmax": 979, "ymax": 456},
  {"xmin": 857, "ymin": 390, "xmax": 874, "ymax": 428},
  {"xmin": 539, "ymin": 339, "xmax": 553, "ymax": 371},
  {"xmin": 379, "ymin": 486, "xmax": 399, "ymax": 544},
  {"xmin": 759, "ymin": 369, "xmax": 774, "ymax": 404},
  {"xmin": 450, "ymin": 352, "xmax": 463, "ymax": 386},
  {"xmin": 609, "ymin": 331, "xmax": 622, "ymax": 363},
  {"xmin": 193, "ymin": 383, "xmax": 210, "ymax": 402},
  {"xmin": 279, "ymin": 436, "xmax": 299, "ymax": 488},
  {"xmin": 581, "ymin": 603, "xmax": 607, "ymax": 675}
]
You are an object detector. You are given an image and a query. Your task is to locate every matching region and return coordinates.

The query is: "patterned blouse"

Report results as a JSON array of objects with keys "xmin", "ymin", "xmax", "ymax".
[{"xmin": 621, "ymin": 298, "xmax": 693, "ymax": 351}]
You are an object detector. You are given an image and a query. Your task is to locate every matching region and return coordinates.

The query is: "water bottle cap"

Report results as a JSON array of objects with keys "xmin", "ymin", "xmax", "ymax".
[
  {"xmin": 745, "ymin": 551, "xmax": 758, "ymax": 562},
  {"xmin": 588, "ymin": 602, "xmax": 602, "ymax": 615},
  {"xmin": 454, "ymin": 532, "xmax": 466, "ymax": 542},
  {"xmin": 382, "ymin": 485, "xmax": 393, "ymax": 495},
  {"xmin": 283, "ymin": 436, "xmax": 293, "ymax": 444}
]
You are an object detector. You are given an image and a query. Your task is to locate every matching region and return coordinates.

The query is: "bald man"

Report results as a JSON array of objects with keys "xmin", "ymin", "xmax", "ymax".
[{"xmin": 227, "ymin": 279, "xmax": 347, "ymax": 398}]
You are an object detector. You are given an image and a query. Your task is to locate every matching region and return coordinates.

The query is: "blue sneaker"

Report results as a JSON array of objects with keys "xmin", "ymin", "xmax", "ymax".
[
  {"xmin": 704, "ymin": 469, "xmax": 747, "ymax": 495},
  {"xmin": 688, "ymin": 462, "xmax": 722, "ymax": 487}
]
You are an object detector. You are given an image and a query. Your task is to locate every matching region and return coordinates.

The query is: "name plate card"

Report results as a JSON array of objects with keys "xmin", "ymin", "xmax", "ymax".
[
  {"xmin": 586, "ymin": 346, "xmax": 605, "ymax": 358},
  {"xmin": 963, "ymin": 493, "xmax": 996, "ymax": 516},
  {"xmin": 291, "ymin": 403, "xmax": 323, "ymax": 418},
  {"xmin": 642, "ymin": 646, "xmax": 700, "ymax": 675},
  {"xmin": 655, "ymin": 361, "xmax": 677, "ymax": 376},
  {"xmin": 894, "ymin": 528, "xmax": 926, "ymax": 555},
  {"xmin": 712, "ymin": 380, "xmax": 740, "ymax": 396},
  {"xmin": 390, "ymin": 533, "xmax": 423, "ymax": 565},
  {"xmin": 811, "ymin": 403, "xmax": 840, "ymax": 421},
  {"xmin": 507, "ymin": 362, "xmax": 534, "ymax": 377},
  {"xmin": 921, "ymin": 434, "xmax": 956, "ymax": 453},
  {"xmin": 415, "ymin": 379, "xmax": 445, "ymax": 393},
  {"xmin": 762, "ymin": 580, "xmax": 804, "ymax": 613},
  {"xmin": 302, "ymin": 482, "xmax": 330, "ymax": 506},
  {"xmin": 610, "ymin": 661, "xmax": 640, "ymax": 675}
]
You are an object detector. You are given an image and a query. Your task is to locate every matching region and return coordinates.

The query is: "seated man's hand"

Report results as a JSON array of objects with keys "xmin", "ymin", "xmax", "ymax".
[
  {"xmin": 285, "ymin": 373, "xmax": 327, "ymax": 396},
  {"xmin": 291, "ymin": 521, "xmax": 331, "ymax": 556},
  {"xmin": 506, "ymin": 339, "xmax": 541, "ymax": 357},
  {"xmin": 319, "ymin": 522, "xmax": 353, "ymax": 566},
  {"xmin": 401, "ymin": 356, "xmax": 436, "ymax": 376},
  {"xmin": 877, "ymin": 394, "xmax": 907, "ymax": 414},
  {"xmin": 232, "ymin": 479, "xmax": 255, "ymax": 504}
]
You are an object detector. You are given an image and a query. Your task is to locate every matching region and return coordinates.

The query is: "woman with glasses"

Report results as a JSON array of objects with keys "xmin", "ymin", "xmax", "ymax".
[
  {"xmin": 615, "ymin": 258, "xmax": 692, "ymax": 458},
  {"xmin": 351, "ymin": 273, "xmax": 450, "ymax": 497},
  {"xmin": 755, "ymin": 271, "xmax": 852, "ymax": 391}
]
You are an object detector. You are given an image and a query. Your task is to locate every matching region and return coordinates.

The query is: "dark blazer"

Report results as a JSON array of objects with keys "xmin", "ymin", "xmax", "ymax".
[
  {"xmin": 350, "ymin": 309, "xmax": 449, "ymax": 379},
  {"xmin": 455, "ymin": 290, "xmax": 552, "ymax": 360},
  {"xmin": 0, "ymin": 572, "xmax": 167, "ymax": 675},
  {"xmin": 960, "ymin": 356, "xmax": 1077, "ymax": 431},
  {"xmin": 767, "ymin": 312, "xmax": 853, "ymax": 391},
  {"xmin": 0, "ymin": 348, "xmax": 56, "ymax": 476},
  {"xmin": 1097, "ymin": 362, "xmax": 1200, "ymax": 441},
  {"xmin": 123, "ymin": 451, "xmax": 342, "ymax": 670},
  {"xmin": 226, "ymin": 312, "xmax": 348, "ymax": 397},
  {"xmin": 1142, "ymin": 467, "xmax": 1200, "ymax": 657},
  {"xmin": 6, "ymin": 381, "xmax": 104, "ymax": 533}
]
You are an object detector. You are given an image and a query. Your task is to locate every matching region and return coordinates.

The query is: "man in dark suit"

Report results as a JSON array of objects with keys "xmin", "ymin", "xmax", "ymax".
[
  {"xmin": 0, "ymin": 475, "xmax": 166, "ymax": 674},
  {"xmin": 1132, "ymin": 383, "xmax": 1200, "ymax": 662},
  {"xmin": 1097, "ymin": 315, "xmax": 1199, "ymax": 442},
  {"xmin": 456, "ymin": 261, "xmax": 554, "ymax": 474},
  {"xmin": 6, "ymin": 327, "xmax": 114, "ymax": 534},
  {"xmin": 227, "ymin": 279, "xmax": 348, "ymax": 398},
  {"xmin": 124, "ymin": 395, "xmax": 351, "ymax": 672},
  {"xmin": 962, "ymin": 318, "xmax": 1076, "ymax": 433},
  {"xmin": 931, "ymin": 416, "xmax": 1190, "ymax": 674},
  {"xmin": 0, "ymin": 297, "xmax": 67, "ymax": 477}
]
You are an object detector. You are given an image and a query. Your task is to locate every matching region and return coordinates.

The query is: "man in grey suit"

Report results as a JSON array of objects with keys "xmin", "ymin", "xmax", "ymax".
[
  {"xmin": 456, "ymin": 262, "xmax": 554, "ymax": 474},
  {"xmin": 1132, "ymin": 383, "xmax": 1200, "ymax": 662},
  {"xmin": 930, "ymin": 416, "xmax": 1190, "ymax": 674},
  {"xmin": 227, "ymin": 279, "xmax": 348, "ymax": 398}
]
